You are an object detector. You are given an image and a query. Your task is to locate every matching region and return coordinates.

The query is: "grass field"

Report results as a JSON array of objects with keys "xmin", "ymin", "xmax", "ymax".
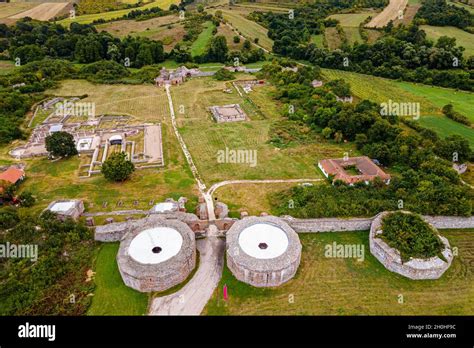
[
  {"xmin": 0, "ymin": 60, "xmax": 15, "ymax": 76},
  {"xmin": 213, "ymin": 182, "xmax": 304, "ymax": 217},
  {"xmin": 191, "ymin": 21, "xmax": 216, "ymax": 57},
  {"xmin": 310, "ymin": 34, "xmax": 324, "ymax": 47},
  {"xmin": 88, "ymin": 243, "xmax": 149, "ymax": 315},
  {"xmin": 0, "ymin": 79, "xmax": 199, "ymax": 215},
  {"xmin": 217, "ymin": 23, "xmax": 244, "ymax": 50},
  {"xmin": 172, "ymin": 76, "xmax": 354, "ymax": 186},
  {"xmin": 204, "ymin": 230, "xmax": 474, "ymax": 315},
  {"xmin": 59, "ymin": 0, "xmax": 180, "ymax": 25},
  {"xmin": 421, "ymin": 25, "xmax": 474, "ymax": 57},
  {"xmin": 96, "ymin": 14, "xmax": 184, "ymax": 51},
  {"xmin": 327, "ymin": 13, "xmax": 375, "ymax": 45},
  {"xmin": 209, "ymin": 8, "xmax": 274, "ymax": 51},
  {"xmin": 419, "ymin": 116, "xmax": 474, "ymax": 146}
]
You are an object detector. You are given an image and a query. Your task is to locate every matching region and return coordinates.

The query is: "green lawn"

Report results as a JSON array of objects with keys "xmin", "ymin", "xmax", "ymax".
[
  {"xmin": 311, "ymin": 34, "xmax": 324, "ymax": 47},
  {"xmin": 191, "ymin": 21, "xmax": 216, "ymax": 57},
  {"xmin": 396, "ymin": 81, "xmax": 474, "ymax": 121},
  {"xmin": 204, "ymin": 230, "xmax": 474, "ymax": 315},
  {"xmin": 421, "ymin": 25, "xmax": 474, "ymax": 57},
  {"xmin": 88, "ymin": 243, "xmax": 149, "ymax": 315},
  {"xmin": 419, "ymin": 116, "xmax": 474, "ymax": 146}
]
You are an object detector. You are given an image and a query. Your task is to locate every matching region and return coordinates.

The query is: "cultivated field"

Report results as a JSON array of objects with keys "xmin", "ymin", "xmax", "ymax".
[
  {"xmin": 1, "ymin": 80, "xmax": 199, "ymax": 215},
  {"xmin": 209, "ymin": 8, "xmax": 274, "ymax": 51},
  {"xmin": 96, "ymin": 14, "xmax": 185, "ymax": 51},
  {"xmin": 172, "ymin": 76, "xmax": 354, "ymax": 186},
  {"xmin": 59, "ymin": 0, "xmax": 180, "ymax": 25},
  {"xmin": 366, "ymin": 0, "xmax": 408, "ymax": 28},
  {"xmin": 205, "ymin": 230, "xmax": 474, "ymax": 315},
  {"xmin": 0, "ymin": 2, "xmax": 37, "ymax": 19},
  {"xmin": 421, "ymin": 25, "xmax": 474, "ymax": 57},
  {"xmin": 324, "ymin": 27, "xmax": 342, "ymax": 50},
  {"xmin": 10, "ymin": 2, "xmax": 71, "ymax": 21},
  {"xmin": 217, "ymin": 22, "xmax": 244, "ymax": 50},
  {"xmin": 449, "ymin": 0, "xmax": 474, "ymax": 14},
  {"xmin": 420, "ymin": 116, "xmax": 474, "ymax": 146}
]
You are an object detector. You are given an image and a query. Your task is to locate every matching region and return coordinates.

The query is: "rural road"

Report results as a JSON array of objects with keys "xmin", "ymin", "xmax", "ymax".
[{"xmin": 149, "ymin": 231, "xmax": 225, "ymax": 315}]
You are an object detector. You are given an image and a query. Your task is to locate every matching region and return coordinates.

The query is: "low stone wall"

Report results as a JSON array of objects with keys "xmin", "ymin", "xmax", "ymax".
[
  {"xmin": 283, "ymin": 216, "xmax": 373, "ymax": 233},
  {"xmin": 282, "ymin": 215, "xmax": 474, "ymax": 233},
  {"xmin": 369, "ymin": 212, "xmax": 454, "ymax": 280},
  {"xmin": 95, "ymin": 212, "xmax": 200, "ymax": 242}
]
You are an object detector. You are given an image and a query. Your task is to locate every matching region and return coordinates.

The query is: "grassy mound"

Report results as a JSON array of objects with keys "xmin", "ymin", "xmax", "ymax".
[{"xmin": 380, "ymin": 212, "xmax": 444, "ymax": 262}]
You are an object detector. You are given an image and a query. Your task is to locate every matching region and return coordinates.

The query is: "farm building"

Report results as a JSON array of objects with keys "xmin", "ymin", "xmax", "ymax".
[
  {"xmin": 226, "ymin": 216, "xmax": 302, "ymax": 287},
  {"xmin": 117, "ymin": 217, "xmax": 196, "ymax": 292},
  {"xmin": 154, "ymin": 66, "xmax": 201, "ymax": 86},
  {"xmin": 318, "ymin": 156, "xmax": 391, "ymax": 185},
  {"xmin": 312, "ymin": 80, "xmax": 323, "ymax": 87},
  {"xmin": 209, "ymin": 104, "xmax": 247, "ymax": 123},
  {"xmin": 336, "ymin": 95, "xmax": 353, "ymax": 103}
]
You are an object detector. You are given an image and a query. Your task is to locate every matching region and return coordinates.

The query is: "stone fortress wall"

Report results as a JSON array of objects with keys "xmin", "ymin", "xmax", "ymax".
[{"xmin": 369, "ymin": 211, "xmax": 454, "ymax": 280}]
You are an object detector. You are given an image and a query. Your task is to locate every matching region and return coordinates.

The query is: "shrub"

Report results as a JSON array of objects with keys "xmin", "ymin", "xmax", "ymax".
[{"xmin": 380, "ymin": 212, "xmax": 444, "ymax": 262}]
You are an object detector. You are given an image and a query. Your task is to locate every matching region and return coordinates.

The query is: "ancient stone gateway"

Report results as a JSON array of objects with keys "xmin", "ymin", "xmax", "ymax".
[
  {"xmin": 226, "ymin": 216, "xmax": 301, "ymax": 287},
  {"xmin": 117, "ymin": 218, "xmax": 196, "ymax": 292},
  {"xmin": 369, "ymin": 211, "xmax": 453, "ymax": 280}
]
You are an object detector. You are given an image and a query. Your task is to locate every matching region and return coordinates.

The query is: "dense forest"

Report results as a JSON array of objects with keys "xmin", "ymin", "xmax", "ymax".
[
  {"xmin": 259, "ymin": 62, "xmax": 473, "ymax": 217},
  {"xmin": 416, "ymin": 0, "xmax": 474, "ymax": 30}
]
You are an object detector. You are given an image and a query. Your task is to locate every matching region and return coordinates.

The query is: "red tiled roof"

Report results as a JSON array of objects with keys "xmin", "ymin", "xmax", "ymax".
[
  {"xmin": 319, "ymin": 156, "xmax": 390, "ymax": 184},
  {"xmin": 0, "ymin": 167, "xmax": 25, "ymax": 184}
]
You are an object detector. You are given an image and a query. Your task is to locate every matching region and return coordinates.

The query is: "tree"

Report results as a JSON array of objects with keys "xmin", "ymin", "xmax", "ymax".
[
  {"xmin": 19, "ymin": 191, "xmax": 35, "ymax": 207},
  {"xmin": 206, "ymin": 35, "xmax": 228, "ymax": 63},
  {"xmin": 233, "ymin": 36, "xmax": 240, "ymax": 44},
  {"xmin": 45, "ymin": 131, "xmax": 78, "ymax": 158},
  {"xmin": 13, "ymin": 45, "xmax": 45, "ymax": 64},
  {"xmin": 197, "ymin": 4, "xmax": 204, "ymax": 13},
  {"xmin": 101, "ymin": 152, "xmax": 135, "ymax": 182}
]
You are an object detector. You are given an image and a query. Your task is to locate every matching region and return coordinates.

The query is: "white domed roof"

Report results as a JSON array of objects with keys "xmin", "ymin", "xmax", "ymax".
[
  {"xmin": 238, "ymin": 223, "xmax": 289, "ymax": 259},
  {"xmin": 128, "ymin": 227, "xmax": 183, "ymax": 264}
]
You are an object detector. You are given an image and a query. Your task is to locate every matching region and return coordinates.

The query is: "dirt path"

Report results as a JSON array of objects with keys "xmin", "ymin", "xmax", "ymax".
[
  {"xmin": 149, "ymin": 233, "xmax": 224, "ymax": 315},
  {"xmin": 366, "ymin": 0, "xmax": 408, "ymax": 28}
]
